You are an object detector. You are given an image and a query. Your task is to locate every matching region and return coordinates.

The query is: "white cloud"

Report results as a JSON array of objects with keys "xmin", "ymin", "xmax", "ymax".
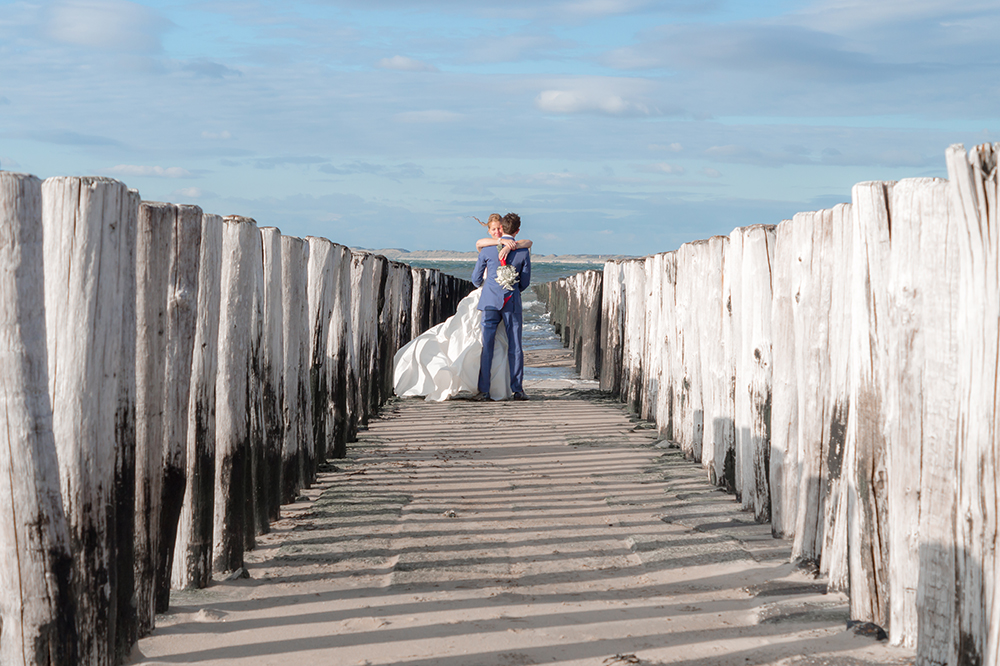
[
  {"xmin": 377, "ymin": 55, "xmax": 437, "ymax": 72},
  {"xmin": 638, "ymin": 162, "xmax": 686, "ymax": 175},
  {"xmin": 558, "ymin": 0, "xmax": 649, "ymax": 16},
  {"xmin": 106, "ymin": 165, "xmax": 192, "ymax": 178},
  {"xmin": 703, "ymin": 168, "xmax": 722, "ymax": 178},
  {"xmin": 172, "ymin": 187, "xmax": 205, "ymax": 199},
  {"xmin": 649, "ymin": 142, "xmax": 683, "ymax": 152},
  {"xmin": 395, "ymin": 110, "xmax": 463, "ymax": 123},
  {"xmin": 536, "ymin": 89, "xmax": 649, "ymax": 115},
  {"xmin": 467, "ymin": 34, "xmax": 569, "ymax": 63},
  {"xmin": 793, "ymin": 0, "xmax": 996, "ymax": 31},
  {"xmin": 45, "ymin": 0, "xmax": 171, "ymax": 53}
]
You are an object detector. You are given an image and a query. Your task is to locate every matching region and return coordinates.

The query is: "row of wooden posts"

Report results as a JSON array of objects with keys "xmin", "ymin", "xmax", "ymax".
[
  {"xmin": 535, "ymin": 144, "xmax": 1000, "ymax": 666},
  {"xmin": 0, "ymin": 173, "xmax": 471, "ymax": 666}
]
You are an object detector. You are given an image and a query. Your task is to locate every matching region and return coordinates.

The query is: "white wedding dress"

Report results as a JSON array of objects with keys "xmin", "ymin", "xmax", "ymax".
[{"xmin": 393, "ymin": 287, "xmax": 512, "ymax": 401}]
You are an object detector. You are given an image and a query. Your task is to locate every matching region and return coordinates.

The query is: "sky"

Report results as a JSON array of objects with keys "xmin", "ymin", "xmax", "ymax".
[{"xmin": 2, "ymin": 0, "xmax": 999, "ymax": 256}]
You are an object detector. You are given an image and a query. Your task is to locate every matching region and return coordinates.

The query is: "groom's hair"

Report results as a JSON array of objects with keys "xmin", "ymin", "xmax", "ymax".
[{"xmin": 501, "ymin": 213, "xmax": 521, "ymax": 235}]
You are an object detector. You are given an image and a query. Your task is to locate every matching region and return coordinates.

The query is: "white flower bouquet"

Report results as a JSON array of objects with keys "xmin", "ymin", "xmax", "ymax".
[{"xmin": 496, "ymin": 264, "xmax": 518, "ymax": 291}]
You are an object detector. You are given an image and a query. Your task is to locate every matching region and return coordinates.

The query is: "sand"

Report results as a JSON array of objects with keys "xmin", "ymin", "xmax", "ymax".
[{"xmin": 129, "ymin": 372, "xmax": 915, "ymax": 666}]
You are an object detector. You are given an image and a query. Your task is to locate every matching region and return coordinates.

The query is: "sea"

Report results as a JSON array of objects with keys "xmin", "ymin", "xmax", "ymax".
[{"xmin": 403, "ymin": 259, "xmax": 602, "ymax": 383}]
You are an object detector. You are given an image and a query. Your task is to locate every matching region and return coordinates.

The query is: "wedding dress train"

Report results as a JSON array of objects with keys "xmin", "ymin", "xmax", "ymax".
[{"xmin": 393, "ymin": 287, "xmax": 512, "ymax": 401}]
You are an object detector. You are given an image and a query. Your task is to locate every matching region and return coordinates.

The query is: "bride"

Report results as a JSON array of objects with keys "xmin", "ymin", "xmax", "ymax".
[{"xmin": 393, "ymin": 215, "xmax": 532, "ymax": 401}]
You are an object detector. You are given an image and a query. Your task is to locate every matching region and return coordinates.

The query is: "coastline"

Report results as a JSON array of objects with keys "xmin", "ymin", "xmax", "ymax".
[{"xmin": 356, "ymin": 248, "xmax": 632, "ymax": 265}]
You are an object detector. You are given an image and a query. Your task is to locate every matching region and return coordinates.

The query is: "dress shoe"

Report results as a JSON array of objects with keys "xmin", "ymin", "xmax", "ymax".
[{"xmin": 512, "ymin": 392, "xmax": 529, "ymax": 401}]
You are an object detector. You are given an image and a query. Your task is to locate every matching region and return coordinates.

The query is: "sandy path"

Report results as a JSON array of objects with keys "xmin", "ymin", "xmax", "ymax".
[{"xmin": 130, "ymin": 382, "xmax": 914, "ymax": 666}]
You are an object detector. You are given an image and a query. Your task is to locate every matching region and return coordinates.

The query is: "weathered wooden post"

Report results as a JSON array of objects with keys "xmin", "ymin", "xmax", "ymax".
[
  {"xmin": 42, "ymin": 176, "xmax": 137, "ymax": 664},
  {"xmin": 770, "ymin": 216, "xmax": 799, "ymax": 537},
  {"xmin": 133, "ymin": 201, "xmax": 169, "ymax": 633},
  {"xmin": 213, "ymin": 216, "xmax": 258, "ymax": 574},
  {"xmin": 133, "ymin": 201, "xmax": 202, "ymax": 625},
  {"xmin": 306, "ymin": 237, "xmax": 337, "ymax": 475},
  {"xmin": 660, "ymin": 253, "xmax": 682, "ymax": 445},
  {"xmin": 410, "ymin": 268, "xmax": 430, "ymax": 339},
  {"xmin": 245, "ymin": 223, "xmax": 267, "ymax": 541},
  {"xmin": 622, "ymin": 259, "xmax": 646, "ymax": 414},
  {"xmin": 720, "ymin": 230, "xmax": 743, "ymax": 493},
  {"xmin": 327, "ymin": 243, "xmax": 355, "ymax": 457},
  {"xmin": 676, "ymin": 243, "xmax": 708, "ymax": 458},
  {"xmin": 576, "ymin": 269, "xmax": 603, "ymax": 379},
  {"xmin": 945, "ymin": 143, "xmax": 997, "ymax": 665},
  {"xmin": 350, "ymin": 251, "xmax": 380, "ymax": 425},
  {"xmin": 696, "ymin": 236, "xmax": 728, "ymax": 482},
  {"xmin": 369, "ymin": 255, "xmax": 390, "ymax": 413},
  {"xmin": 154, "ymin": 203, "xmax": 202, "ymax": 614},
  {"xmin": 882, "ymin": 178, "xmax": 959, "ymax": 648},
  {"xmin": 260, "ymin": 227, "xmax": 284, "ymax": 523},
  {"xmin": 600, "ymin": 261, "xmax": 625, "ymax": 397},
  {"xmin": 844, "ymin": 181, "xmax": 893, "ymax": 629},
  {"xmin": 0, "ymin": 172, "xmax": 78, "ymax": 666},
  {"xmin": 280, "ymin": 235, "xmax": 310, "ymax": 501},
  {"xmin": 640, "ymin": 255, "xmax": 664, "ymax": 425},
  {"xmin": 114, "ymin": 186, "xmax": 140, "ymax": 662},
  {"xmin": 380, "ymin": 262, "xmax": 412, "ymax": 407},
  {"xmin": 771, "ymin": 205, "xmax": 853, "ymax": 583},
  {"xmin": 732, "ymin": 224, "xmax": 775, "ymax": 522},
  {"xmin": 785, "ymin": 210, "xmax": 831, "ymax": 559},
  {"xmin": 820, "ymin": 204, "xmax": 853, "ymax": 591},
  {"xmin": 172, "ymin": 213, "xmax": 223, "ymax": 591}
]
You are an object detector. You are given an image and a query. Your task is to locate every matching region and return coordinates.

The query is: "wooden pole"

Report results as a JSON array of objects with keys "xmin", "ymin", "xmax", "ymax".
[
  {"xmin": 946, "ymin": 143, "xmax": 998, "ymax": 665},
  {"xmin": 576, "ymin": 270, "xmax": 603, "ymax": 380},
  {"xmin": 720, "ymin": 230, "xmax": 743, "ymax": 493},
  {"xmin": 133, "ymin": 201, "xmax": 171, "ymax": 634},
  {"xmin": 0, "ymin": 172, "xmax": 78, "ymax": 666},
  {"xmin": 819, "ymin": 204, "xmax": 853, "ymax": 591},
  {"xmin": 306, "ymin": 237, "xmax": 336, "ymax": 476},
  {"xmin": 260, "ymin": 227, "xmax": 284, "ymax": 523},
  {"xmin": 134, "ymin": 201, "xmax": 202, "ymax": 622},
  {"xmin": 600, "ymin": 261, "xmax": 625, "ymax": 398},
  {"xmin": 770, "ymin": 216, "xmax": 799, "ymax": 537},
  {"xmin": 171, "ymin": 213, "xmax": 222, "ymax": 590},
  {"xmin": 213, "ymin": 216, "xmax": 257, "ymax": 574},
  {"xmin": 42, "ymin": 176, "xmax": 135, "ymax": 664},
  {"xmin": 733, "ymin": 225, "xmax": 775, "ymax": 522},
  {"xmin": 245, "ymin": 222, "xmax": 266, "ymax": 542},
  {"xmin": 787, "ymin": 210, "xmax": 831, "ymax": 561},
  {"xmin": 113, "ymin": 186, "xmax": 140, "ymax": 662},
  {"xmin": 845, "ymin": 181, "xmax": 893, "ymax": 629},
  {"xmin": 622, "ymin": 259, "xmax": 646, "ymax": 415},
  {"xmin": 327, "ymin": 243, "xmax": 355, "ymax": 457},
  {"xmin": 154, "ymin": 204, "xmax": 201, "ymax": 613},
  {"xmin": 410, "ymin": 268, "xmax": 429, "ymax": 340},
  {"xmin": 280, "ymin": 236, "xmax": 310, "ymax": 501},
  {"xmin": 640, "ymin": 255, "xmax": 663, "ymax": 425},
  {"xmin": 882, "ymin": 178, "xmax": 959, "ymax": 648},
  {"xmin": 697, "ymin": 237, "xmax": 728, "ymax": 483},
  {"xmin": 350, "ymin": 252, "xmax": 380, "ymax": 426}
]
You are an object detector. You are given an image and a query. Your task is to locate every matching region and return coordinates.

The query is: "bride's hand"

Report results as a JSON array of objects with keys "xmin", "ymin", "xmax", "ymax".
[{"xmin": 498, "ymin": 238, "xmax": 516, "ymax": 261}]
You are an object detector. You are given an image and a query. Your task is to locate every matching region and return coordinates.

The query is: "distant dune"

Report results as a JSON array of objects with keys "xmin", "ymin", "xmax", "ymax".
[{"xmin": 358, "ymin": 248, "xmax": 633, "ymax": 264}]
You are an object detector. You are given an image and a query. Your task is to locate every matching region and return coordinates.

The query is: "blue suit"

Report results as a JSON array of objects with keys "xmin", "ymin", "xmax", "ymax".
[{"xmin": 472, "ymin": 237, "xmax": 531, "ymax": 396}]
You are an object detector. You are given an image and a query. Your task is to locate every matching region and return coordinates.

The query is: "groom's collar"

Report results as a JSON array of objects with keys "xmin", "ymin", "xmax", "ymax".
[{"xmin": 500, "ymin": 234, "xmax": 514, "ymax": 239}]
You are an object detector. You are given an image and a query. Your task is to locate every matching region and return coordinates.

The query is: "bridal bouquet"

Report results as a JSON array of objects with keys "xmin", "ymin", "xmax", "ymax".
[
  {"xmin": 496, "ymin": 240, "xmax": 518, "ymax": 291},
  {"xmin": 496, "ymin": 264, "xmax": 518, "ymax": 291}
]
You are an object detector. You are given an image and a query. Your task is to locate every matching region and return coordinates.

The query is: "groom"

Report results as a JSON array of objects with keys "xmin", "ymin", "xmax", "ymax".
[{"xmin": 471, "ymin": 212, "xmax": 531, "ymax": 401}]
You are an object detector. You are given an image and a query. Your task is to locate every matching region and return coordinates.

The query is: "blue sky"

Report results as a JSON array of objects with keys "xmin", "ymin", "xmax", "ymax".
[{"xmin": 2, "ymin": 0, "xmax": 998, "ymax": 255}]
